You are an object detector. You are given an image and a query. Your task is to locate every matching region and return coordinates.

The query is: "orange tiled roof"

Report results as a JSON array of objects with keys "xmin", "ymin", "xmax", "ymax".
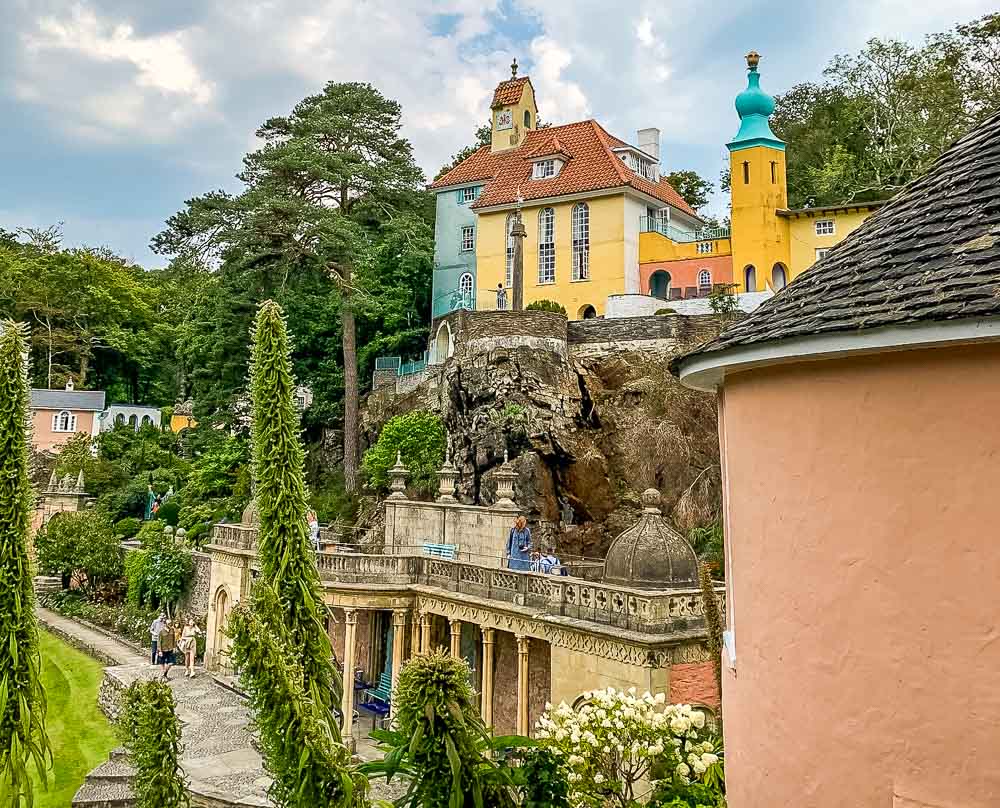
[
  {"xmin": 491, "ymin": 76, "xmax": 531, "ymax": 108},
  {"xmin": 428, "ymin": 145, "xmax": 516, "ymax": 190}
]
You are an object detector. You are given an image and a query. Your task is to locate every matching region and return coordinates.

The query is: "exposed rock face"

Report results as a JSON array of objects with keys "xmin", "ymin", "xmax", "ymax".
[{"xmin": 360, "ymin": 313, "xmax": 728, "ymax": 558}]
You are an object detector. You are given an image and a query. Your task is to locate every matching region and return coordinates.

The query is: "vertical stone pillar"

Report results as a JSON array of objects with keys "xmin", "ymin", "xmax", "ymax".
[
  {"xmin": 420, "ymin": 610, "xmax": 432, "ymax": 653},
  {"xmin": 341, "ymin": 609, "xmax": 358, "ymax": 741},
  {"xmin": 481, "ymin": 628, "xmax": 495, "ymax": 725},
  {"xmin": 516, "ymin": 634, "xmax": 531, "ymax": 736},
  {"xmin": 410, "ymin": 609, "xmax": 421, "ymax": 657},
  {"xmin": 449, "ymin": 618, "xmax": 462, "ymax": 658},
  {"xmin": 511, "ymin": 213, "xmax": 526, "ymax": 311},
  {"xmin": 391, "ymin": 609, "xmax": 408, "ymax": 718}
]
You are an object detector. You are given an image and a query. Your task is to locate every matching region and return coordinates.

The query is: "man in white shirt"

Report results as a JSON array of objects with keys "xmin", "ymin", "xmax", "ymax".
[{"xmin": 149, "ymin": 613, "xmax": 166, "ymax": 665}]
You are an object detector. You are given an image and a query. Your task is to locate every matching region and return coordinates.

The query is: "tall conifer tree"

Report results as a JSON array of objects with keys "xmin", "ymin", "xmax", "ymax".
[
  {"xmin": 0, "ymin": 321, "xmax": 51, "ymax": 805},
  {"xmin": 248, "ymin": 301, "xmax": 340, "ymax": 719}
]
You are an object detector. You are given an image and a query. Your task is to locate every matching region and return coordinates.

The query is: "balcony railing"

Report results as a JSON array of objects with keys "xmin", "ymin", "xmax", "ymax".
[
  {"xmin": 207, "ymin": 525, "xmax": 724, "ymax": 634},
  {"xmin": 639, "ymin": 217, "xmax": 730, "ymax": 243}
]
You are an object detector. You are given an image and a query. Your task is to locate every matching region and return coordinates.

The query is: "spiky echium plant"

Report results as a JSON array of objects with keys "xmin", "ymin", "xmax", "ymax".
[
  {"xmin": 0, "ymin": 321, "xmax": 51, "ymax": 806},
  {"xmin": 248, "ymin": 301, "xmax": 341, "ymax": 723}
]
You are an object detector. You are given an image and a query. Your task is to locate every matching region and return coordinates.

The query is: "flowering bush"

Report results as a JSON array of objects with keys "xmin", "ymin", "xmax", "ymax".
[{"xmin": 535, "ymin": 687, "xmax": 722, "ymax": 808}]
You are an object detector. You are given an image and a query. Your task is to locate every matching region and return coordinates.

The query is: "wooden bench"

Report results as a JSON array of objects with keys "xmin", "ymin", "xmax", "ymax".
[{"xmin": 422, "ymin": 542, "xmax": 458, "ymax": 560}]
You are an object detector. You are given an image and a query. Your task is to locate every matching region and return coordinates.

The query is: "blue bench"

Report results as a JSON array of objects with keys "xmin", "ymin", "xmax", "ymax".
[
  {"xmin": 422, "ymin": 542, "xmax": 458, "ymax": 560},
  {"xmin": 358, "ymin": 672, "xmax": 392, "ymax": 723}
]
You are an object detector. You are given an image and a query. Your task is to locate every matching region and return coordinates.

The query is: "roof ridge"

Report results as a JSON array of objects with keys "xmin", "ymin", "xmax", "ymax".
[{"xmin": 590, "ymin": 120, "xmax": 632, "ymax": 185}]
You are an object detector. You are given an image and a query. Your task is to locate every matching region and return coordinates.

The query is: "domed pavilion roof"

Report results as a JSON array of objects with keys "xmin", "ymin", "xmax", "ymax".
[{"xmin": 603, "ymin": 489, "xmax": 700, "ymax": 589}]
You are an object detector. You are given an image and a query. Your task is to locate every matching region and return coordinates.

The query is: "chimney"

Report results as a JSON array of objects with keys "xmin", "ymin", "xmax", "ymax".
[{"xmin": 637, "ymin": 127, "xmax": 660, "ymax": 163}]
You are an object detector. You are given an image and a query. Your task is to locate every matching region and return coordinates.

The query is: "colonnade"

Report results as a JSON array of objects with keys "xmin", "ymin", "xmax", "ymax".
[{"xmin": 338, "ymin": 608, "xmax": 534, "ymax": 738}]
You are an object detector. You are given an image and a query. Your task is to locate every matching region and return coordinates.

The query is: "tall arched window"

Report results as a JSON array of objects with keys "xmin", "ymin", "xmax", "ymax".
[
  {"xmin": 744, "ymin": 265, "xmax": 757, "ymax": 292},
  {"xmin": 52, "ymin": 410, "xmax": 76, "ymax": 432},
  {"xmin": 505, "ymin": 213, "xmax": 516, "ymax": 287},
  {"xmin": 458, "ymin": 272, "xmax": 474, "ymax": 306},
  {"xmin": 771, "ymin": 263, "xmax": 787, "ymax": 291},
  {"xmin": 115, "ymin": 413, "xmax": 125, "ymax": 425},
  {"xmin": 698, "ymin": 269, "xmax": 712, "ymax": 294},
  {"xmin": 128, "ymin": 414, "xmax": 138, "ymax": 429},
  {"xmin": 572, "ymin": 203, "xmax": 590, "ymax": 281},
  {"xmin": 142, "ymin": 415, "xmax": 153, "ymax": 427},
  {"xmin": 538, "ymin": 207, "xmax": 555, "ymax": 284},
  {"xmin": 524, "ymin": 110, "xmax": 531, "ymax": 128}
]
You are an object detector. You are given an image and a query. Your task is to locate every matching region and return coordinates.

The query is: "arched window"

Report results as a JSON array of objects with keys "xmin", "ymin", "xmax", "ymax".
[
  {"xmin": 649, "ymin": 271, "xmax": 671, "ymax": 300},
  {"xmin": 128, "ymin": 414, "xmax": 138, "ymax": 429},
  {"xmin": 505, "ymin": 213, "xmax": 516, "ymax": 287},
  {"xmin": 52, "ymin": 410, "xmax": 76, "ymax": 432},
  {"xmin": 524, "ymin": 109, "xmax": 531, "ymax": 128},
  {"xmin": 772, "ymin": 263, "xmax": 787, "ymax": 291},
  {"xmin": 572, "ymin": 203, "xmax": 589, "ymax": 281},
  {"xmin": 698, "ymin": 269, "xmax": 712, "ymax": 294},
  {"xmin": 141, "ymin": 415, "xmax": 153, "ymax": 427},
  {"xmin": 458, "ymin": 272, "xmax": 474, "ymax": 306},
  {"xmin": 578, "ymin": 304, "xmax": 597, "ymax": 320},
  {"xmin": 115, "ymin": 413, "xmax": 125, "ymax": 425},
  {"xmin": 537, "ymin": 207, "xmax": 555, "ymax": 284},
  {"xmin": 744, "ymin": 265, "xmax": 757, "ymax": 292}
]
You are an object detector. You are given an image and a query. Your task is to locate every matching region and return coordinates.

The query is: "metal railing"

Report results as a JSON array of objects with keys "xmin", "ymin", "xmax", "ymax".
[
  {"xmin": 639, "ymin": 217, "xmax": 730, "ymax": 243},
  {"xmin": 374, "ymin": 356, "xmax": 401, "ymax": 371}
]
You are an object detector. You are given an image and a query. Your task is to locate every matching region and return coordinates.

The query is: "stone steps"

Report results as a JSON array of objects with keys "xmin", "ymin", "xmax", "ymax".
[
  {"xmin": 72, "ymin": 748, "xmax": 134, "ymax": 807},
  {"xmin": 33, "ymin": 576, "xmax": 62, "ymax": 594}
]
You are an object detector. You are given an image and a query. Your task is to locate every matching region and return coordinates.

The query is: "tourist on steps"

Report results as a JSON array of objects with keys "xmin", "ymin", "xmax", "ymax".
[
  {"xmin": 149, "ymin": 612, "xmax": 166, "ymax": 665},
  {"xmin": 179, "ymin": 617, "xmax": 202, "ymax": 678},
  {"xmin": 158, "ymin": 619, "xmax": 178, "ymax": 680},
  {"xmin": 506, "ymin": 515, "xmax": 532, "ymax": 571}
]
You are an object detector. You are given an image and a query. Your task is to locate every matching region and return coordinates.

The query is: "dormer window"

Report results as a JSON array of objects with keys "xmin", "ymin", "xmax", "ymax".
[
  {"xmin": 616, "ymin": 149, "xmax": 658, "ymax": 182},
  {"xmin": 533, "ymin": 159, "xmax": 559, "ymax": 179}
]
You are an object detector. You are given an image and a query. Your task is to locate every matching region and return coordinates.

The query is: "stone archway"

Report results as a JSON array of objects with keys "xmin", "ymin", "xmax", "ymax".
[
  {"xmin": 211, "ymin": 586, "xmax": 231, "ymax": 671},
  {"xmin": 578, "ymin": 304, "xmax": 597, "ymax": 320},
  {"xmin": 434, "ymin": 321, "xmax": 453, "ymax": 364},
  {"xmin": 649, "ymin": 271, "xmax": 671, "ymax": 300}
]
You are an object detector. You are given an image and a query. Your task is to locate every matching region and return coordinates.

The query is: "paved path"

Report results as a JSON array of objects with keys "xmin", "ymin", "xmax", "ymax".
[{"xmin": 37, "ymin": 609, "xmax": 399, "ymax": 807}]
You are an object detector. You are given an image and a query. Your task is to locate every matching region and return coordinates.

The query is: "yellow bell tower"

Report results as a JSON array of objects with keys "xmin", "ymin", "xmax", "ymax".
[
  {"xmin": 490, "ymin": 58, "xmax": 537, "ymax": 153},
  {"xmin": 728, "ymin": 51, "xmax": 790, "ymax": 292}
]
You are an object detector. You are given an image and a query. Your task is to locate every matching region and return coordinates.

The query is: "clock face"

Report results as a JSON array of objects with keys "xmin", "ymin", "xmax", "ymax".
[{"xmin": 496, "ymin": 108, "xmax": 513, "ymax": 131}]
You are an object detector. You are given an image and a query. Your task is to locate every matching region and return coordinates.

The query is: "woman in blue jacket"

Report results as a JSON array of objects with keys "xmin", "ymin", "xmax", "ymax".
[{"xmin": 506, "ymin": 515, "xmax": 532, "ymax": 571}]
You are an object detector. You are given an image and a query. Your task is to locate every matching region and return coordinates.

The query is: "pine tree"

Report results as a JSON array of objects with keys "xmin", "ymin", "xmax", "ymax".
[
  {"xmin": 248, "ymin": 301, "xmax": 340, "ymax": 719},
  {"xmin": 118, "ymin": 681, "xmax": 189, "ymax": 808},
  {"xmin": 0, "ymin": 321, "xmax": 51, "ymax": 805}
]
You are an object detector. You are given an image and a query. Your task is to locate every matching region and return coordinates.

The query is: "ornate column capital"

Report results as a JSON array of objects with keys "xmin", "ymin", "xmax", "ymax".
[
  {"xmin": 393, "ymin": 608, "xmax": 409, "ymax": 628},
  {"xmin": 344, "ymin": 607, "xmax": 358, "ymax": 626}
]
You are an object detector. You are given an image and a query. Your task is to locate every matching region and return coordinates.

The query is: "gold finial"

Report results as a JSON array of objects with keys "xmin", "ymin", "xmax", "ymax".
[
  {"xmin": 511, "ymin": 58, "xmax": 518, "ymax": 78},
  {"xmin": 746, "ymin": 50, "xmax": 760, "ymax": 71}
]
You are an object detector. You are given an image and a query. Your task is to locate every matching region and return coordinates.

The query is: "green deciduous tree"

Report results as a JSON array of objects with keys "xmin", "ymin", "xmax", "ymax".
[
  {"xmin": 249, "ymin": 301, "xmax": 340, "ymax": 717},
  {"xmin": 118, "ymin": 680, "xmax": 189, "ymax": 808},
  {"xmin": 0, "ymin": 320, "xmax": 51, "ymax": 805},
  {"xmin": 34, "ymin": 510, "xmax": 124, "ymax": 595},
  {"xmin": 361, "ymin": 411, "xmax": 445, "ymax": 496},
  {"xmin": 663, "ymin": 170, "xmax": 714, "ymax": 212}
]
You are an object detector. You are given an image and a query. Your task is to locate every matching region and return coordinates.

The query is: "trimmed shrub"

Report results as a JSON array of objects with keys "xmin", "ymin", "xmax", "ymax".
[
  {"xmin": 115, "ymin": 517, "xmax": 142, "ymax": 539},
  {"xmin": 526, "ymin": 299, "xmax": 566, "ymax": 314}
]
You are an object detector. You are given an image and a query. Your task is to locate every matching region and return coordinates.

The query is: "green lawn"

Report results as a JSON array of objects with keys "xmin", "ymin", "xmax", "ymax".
[{"xmin": 31, "ymin": 629, "xmax": 118, "ymax": 808}]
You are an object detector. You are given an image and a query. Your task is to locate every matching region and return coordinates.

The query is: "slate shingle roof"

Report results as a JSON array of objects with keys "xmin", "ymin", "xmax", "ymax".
[
  {"xmin": 678, "ymin": 109, "xmax": 1000, "ymax": 363},
  {"xmin": 31, "ymin": 389, "xmax": 106, "ymax": 411}
]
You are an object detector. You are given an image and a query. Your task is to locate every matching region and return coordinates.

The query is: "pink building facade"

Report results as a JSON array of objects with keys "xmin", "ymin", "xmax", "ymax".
[
  {"xmin": 29, "ymin": 383, "xmax": 105, "ymax": 452},
  {"xmin": 676, "ymin": 111, "xmax": 1000, "ymax": 806}
]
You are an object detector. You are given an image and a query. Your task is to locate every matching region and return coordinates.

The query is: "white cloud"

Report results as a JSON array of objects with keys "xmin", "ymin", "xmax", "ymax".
[{"xmin": 528, "ymin": 36, "xmax": 590, "ymax": 123}]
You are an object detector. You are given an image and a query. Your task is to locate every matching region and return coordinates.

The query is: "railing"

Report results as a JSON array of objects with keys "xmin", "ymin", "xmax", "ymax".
[
  {"xmin": 399, "ymin": 356, "xmax": 427, "ymax": 377},
  {"xmin": 639, "ymin": 217, "xmax": 730, "ymax": 243},
  {"xmin": 374, "ymin": 356, "xmax": 401, "ymax": 371}
]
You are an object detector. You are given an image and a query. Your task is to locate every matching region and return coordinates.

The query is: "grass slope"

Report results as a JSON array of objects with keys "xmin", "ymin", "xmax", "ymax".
[{"xmin": 32, "ymin": 629, "xmax": 118, "ymax": 807}]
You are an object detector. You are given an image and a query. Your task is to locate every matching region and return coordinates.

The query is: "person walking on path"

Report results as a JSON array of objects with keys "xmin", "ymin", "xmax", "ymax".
[
  {"xmin": 505, "ymin": 515, "xmax": 532, "ymax": 571},
  {"xmin": 158, "ymin": 619, "xmax": 178, "ymax": 680},
  {"xmin": 149, "ymin": 612, "xmax": 166, "ymax": 665},
  {"xmin": 179, "ymin": 617, "xmax": 202, "ymax": 678}
]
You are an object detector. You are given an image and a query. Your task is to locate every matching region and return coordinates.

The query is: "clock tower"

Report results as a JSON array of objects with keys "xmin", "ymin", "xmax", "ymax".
[{"xmin": 490, "ymin": 59, "xmax": 538, "ymax": 153}]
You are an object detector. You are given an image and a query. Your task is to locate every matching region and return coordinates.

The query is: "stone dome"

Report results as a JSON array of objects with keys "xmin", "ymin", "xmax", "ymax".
[{"xmin": 602, "ymin": 489, "xmax": 699, "ymax": 589}]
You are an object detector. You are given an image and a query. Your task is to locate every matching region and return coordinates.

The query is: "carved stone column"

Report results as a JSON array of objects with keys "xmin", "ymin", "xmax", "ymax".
[
  {"xmin": 481, "ymin": 628, "xmax": 495, "ymax": 725},
  {"xmin": 516, "ymin": 634, "xmax": 530, "ymax": 736},
  {"xmin": 390, "ymin": 609, "xmax": 408, "ymax": 718},
  {"xmin": 511, "ymin": 213, "xmax": 526, "ymax": 311},
  {"xmin": 420, "ymin": 610, "xmax": 432, "ymax": 653},
  {"xmin": 410, "ymin": 609, "xmax": 421, "ymax": 657},
  {"xmin": 449, "ymin": 618, "xmax": 462, "ymax": 658},
  {"xmin": 341, "ymin": 609, "xmax": 358, "ymax": 742}
]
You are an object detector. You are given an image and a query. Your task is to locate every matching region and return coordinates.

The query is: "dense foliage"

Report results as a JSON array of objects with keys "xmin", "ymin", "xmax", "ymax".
[
  {"xmin": 125, "ymin": 530, "xmax": 194, "ymax": 613},
  {"xmin": 663, "ymin": 171, "xmax": 714, "ymax": 212},
  {"xmin": 364, "ymin": 651, "xmax": 521, "ymax": 808},
  {"xmin": 118, "ymin": 680, "xmax": 189, "ymax": 808},
  {"xmin": 361, "ymin": 411, "xmax": 446, "ymax": 495},
  {"xmin": 249, "ymin": 302, "xmax": 341, "ymax": 718},
  {"xmin": 227, "ymin": 587, "xmax": 364, "ymax": 808},
  {"xmin": 39, "ymin": 590, "xmax": 164, "ymax": 649},
  {"xmin": 0, "ymin": 321, "xmax": 51, "ymax": 806},
  {"xmin": 34, "ymin": 510, "xmax": 124, "ymax": 596},
  {"xmin": 525, "ymin": 299, "xmax": 567, "ymax": 315}
]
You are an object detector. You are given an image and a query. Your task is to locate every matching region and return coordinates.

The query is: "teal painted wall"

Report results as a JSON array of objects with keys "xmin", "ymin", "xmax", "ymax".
[{"xmin": 432, "ymin": 185, "xmax": 481, "ymax": 320}]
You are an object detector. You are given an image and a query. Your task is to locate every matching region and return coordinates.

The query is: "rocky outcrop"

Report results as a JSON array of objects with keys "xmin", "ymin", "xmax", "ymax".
[{"xmin": 360, "ymin": 313, "xmax": 728, "ymax": 558}]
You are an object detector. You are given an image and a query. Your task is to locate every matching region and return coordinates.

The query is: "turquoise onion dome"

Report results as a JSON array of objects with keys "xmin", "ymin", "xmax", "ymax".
[{"xmin": 727, "ymin": 51, "xmax": 785, "ymax": 152}]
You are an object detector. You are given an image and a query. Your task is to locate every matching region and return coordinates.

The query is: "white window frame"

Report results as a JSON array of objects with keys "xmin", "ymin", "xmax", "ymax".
[
  {"xmin": 815, "ymin": 247, "xmax": 831, "ymax": 261},
  {"xmin": 458, "ymin": 272, "xmax": 474, "ymax": 303},
  {"xmin": 532, "ymin": 159, "xmax": 556, "ymax": 179},
  {"xmin": 815, "ymin": 219, "xmax": 835, "ymax": 236},
  {"xmin": 698, "ymin": 269, "xmax": 712, "ymax": 291},
  {"xmin": 458, "ymin": 186, "xmax": 478, "ymax": 204},
  {"xmin": 505, "ymin": 213, "xmax": 516, "ymax": 287},
  {"xmin": 52, "ymin": 410, "xmax": 77, "ymax": 433},
  {"xmin": 537, "ymin": 207, "xmax": 555, "ymax": 284},
  {"xmin": 571, "ymin": 203, "xmax": 589, "ymax": 281},
  {"xmin": 460, "ymin": 225, "xmax": 475, "ymax": 252}
]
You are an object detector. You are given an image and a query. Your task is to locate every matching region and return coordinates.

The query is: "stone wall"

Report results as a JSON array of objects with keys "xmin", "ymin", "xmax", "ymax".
[
  {"xmin": 668, "ymin": 661, "xmax": 720, "ymax": 709},
  {"xmin": 605, "ymin": 291, "xmax": 772, "ymax": 318},
  {"xmin": 384, "ymin": 499, "xmax": 517, "ymax": 567},
  {"xmin": 179, "ymin": 551, "xmax": 211, "ymax": 619},
  {"xmin": 549, "ymin": 644, "xmax": 669, "ymax": 706},
  {"xmin": 441, "ymin": 308, "xmax": 568, "ymax": 363},
  {"xmin": 491, "ymin": 629, "xmax": 518, "ymax": 736},
  {"xmin": 528, "ymin": 638, "xmax": 551, "ymax": 730},
  {"xmin": 567, "ymin": 314, "xmax": 729, "ymax": 360}
]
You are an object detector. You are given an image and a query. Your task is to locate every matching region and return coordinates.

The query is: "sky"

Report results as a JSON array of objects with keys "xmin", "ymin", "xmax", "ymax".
[{"xmin": 1, "ymin": 0, "xmax": 996, "ymax": 266}]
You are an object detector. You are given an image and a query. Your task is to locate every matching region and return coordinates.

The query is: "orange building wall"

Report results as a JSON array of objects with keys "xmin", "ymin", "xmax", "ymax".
[
  {"xmin": 30, "ymin": 408, "xmax": 100, "ymax": 452},
  {"xmin": 639, "ymin": 255, "xmax": 733, "ymax": 297},
  {"xmin": 717, "ymin": 342, "xmax": 1000, "ymax": 808}
]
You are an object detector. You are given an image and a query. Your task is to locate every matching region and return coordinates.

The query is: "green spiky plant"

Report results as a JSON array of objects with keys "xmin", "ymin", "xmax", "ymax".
[
  {"xmin": 248, "ymin": 300, "xmax": 340, "ymax": 718},
  {"xmin": 363, "ymin": 651, "xmax": 526, "ymax": 808},
  {"xmin": 118, "ymin": 680, "xmax": 189, "ymax": 808},
  {"xmin": 228, "ymin": 587, "xmax": 366, "ymax": 808},
  {"xmin": 0, "ymin": 320, "xmax": 51, "ymax": 807}
]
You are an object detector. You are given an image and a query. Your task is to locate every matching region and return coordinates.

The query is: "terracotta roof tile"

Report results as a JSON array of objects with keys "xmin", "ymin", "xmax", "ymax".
[
  {"xmin": 428, "ymin": 146, "xmax": 515, "ymax": 190},
  {"xmin": 491, "ymin": 77, "xmax": 531, "ymax": 108}
]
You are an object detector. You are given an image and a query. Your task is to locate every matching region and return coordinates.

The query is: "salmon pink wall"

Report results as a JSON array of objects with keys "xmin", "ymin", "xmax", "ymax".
[
  {"xmin": 718, "ymin": 343, "xmax": 1000, "ymax": 808},
  {"xmin": 31, "ymin": 408, "xmax": 99, "ymax": 452},
  {"xmin": 639, "ymin": 255, "xmax": 733, "ymax": 297}
]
